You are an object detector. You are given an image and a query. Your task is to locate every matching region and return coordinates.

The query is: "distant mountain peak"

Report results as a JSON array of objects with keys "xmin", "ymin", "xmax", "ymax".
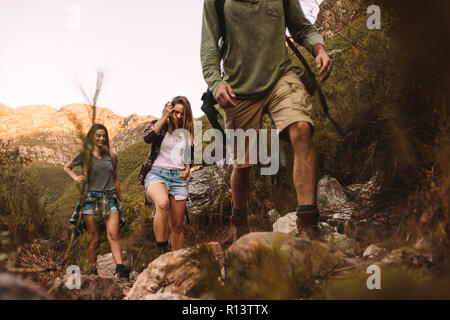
[
  {"xmin": 0, "ymin": 103, "xmax": 13, "ymax": 114},
  {"xmin": 15, "ymin": 104, "xmax": 57, "ymax": 114},
  {"xmin": 0, "ymin": 103, "xmax": 155, "ymax": 165}
]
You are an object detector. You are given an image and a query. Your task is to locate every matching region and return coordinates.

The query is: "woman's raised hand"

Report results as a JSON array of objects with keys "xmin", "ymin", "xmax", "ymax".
[{"xmin": 162, "ymin": 101, "xmax": 174, "ymax": 120}]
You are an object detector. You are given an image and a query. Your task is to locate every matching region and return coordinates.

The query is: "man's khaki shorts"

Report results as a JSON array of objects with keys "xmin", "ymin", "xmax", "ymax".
[{"xmin": 223, "ymin": 70, "xmax": 314, "ymax": 168}]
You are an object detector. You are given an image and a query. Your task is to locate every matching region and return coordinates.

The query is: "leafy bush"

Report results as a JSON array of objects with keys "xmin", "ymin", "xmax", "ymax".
[{"xmin": 0, "ymin": 140, "xmax": 57, "ymax": 244}]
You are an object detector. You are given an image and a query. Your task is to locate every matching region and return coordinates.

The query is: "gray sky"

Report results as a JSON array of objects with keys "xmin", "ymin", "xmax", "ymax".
[{"xmin": 0, "ymin": 0, "xmax": 321, "ymax": 118}]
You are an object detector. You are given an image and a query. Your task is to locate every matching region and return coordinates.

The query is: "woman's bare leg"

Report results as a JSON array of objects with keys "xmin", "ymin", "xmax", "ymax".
[
  {"xmin": 105, "ymin": 211, "xmax": 123, "ymax": 264},
  {"xmin": 168, "ymin": 196, "xmax": 186, "ymax": 250},
  {"xmin": 84, "ymin": 215, "xmax": 99, "ymax": 264},
  {"xmin": 147, "ymin": 182, "xmax": 170, "ymax": 242}
]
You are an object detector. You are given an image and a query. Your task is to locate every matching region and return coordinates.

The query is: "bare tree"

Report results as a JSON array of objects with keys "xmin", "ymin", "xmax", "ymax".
[{"xmin": 61, "ymin": 69, "xmax": 106, "ymax": 264}]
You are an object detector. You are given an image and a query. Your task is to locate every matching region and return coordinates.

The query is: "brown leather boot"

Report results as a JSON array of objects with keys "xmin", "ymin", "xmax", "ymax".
[{"xmin": 296, "ymin": 209, "xmax": 320, "ymax": 241}]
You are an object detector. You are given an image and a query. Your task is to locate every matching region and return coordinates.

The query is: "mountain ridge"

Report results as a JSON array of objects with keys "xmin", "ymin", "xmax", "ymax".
[{"xmin": 0, "ymin": 103, "xmax": 156, "ymax": 165}]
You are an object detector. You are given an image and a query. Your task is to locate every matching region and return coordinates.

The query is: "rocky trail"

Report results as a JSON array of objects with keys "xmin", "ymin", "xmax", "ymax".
[{"xmin": 0, "ymin": 165, "xmax": 438, "ymax": 300}]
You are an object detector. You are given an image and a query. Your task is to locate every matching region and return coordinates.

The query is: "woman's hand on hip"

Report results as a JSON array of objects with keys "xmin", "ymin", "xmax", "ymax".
[
  {"xmin": 75, "ymin": 175, "xmax": 87, "ymax": 184},
  {"xmin": 179, "ymin": 169, "xmax": 190, "ymax": 180}
]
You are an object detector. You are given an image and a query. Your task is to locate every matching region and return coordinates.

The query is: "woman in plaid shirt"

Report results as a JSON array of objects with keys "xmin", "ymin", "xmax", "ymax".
[{"xmin": 140, "ymin": 96, "xmax": 194, "ymax": 254}]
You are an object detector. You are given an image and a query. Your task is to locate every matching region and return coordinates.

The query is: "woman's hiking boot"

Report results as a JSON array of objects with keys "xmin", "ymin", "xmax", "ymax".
[
  {"xmin": 157, "ymin": 241, "xmax": 171, "ymax": 255},
  {"xmin": 115, "ymin": 264, "xmax": 130, "ymax": 279},
  {"xmin": 296, "ymin": 207, "xmax": 321, "ymax": 241}
]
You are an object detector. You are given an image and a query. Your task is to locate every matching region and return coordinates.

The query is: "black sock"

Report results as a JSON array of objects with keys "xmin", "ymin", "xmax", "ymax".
[
  {"xmin": 157, "ymin": 241, "xmax": 169, "ymax": 248},
  {"xmin": 231, "ymin": 205, "xmax": 247, "ymax": 218},
  {"xmin": 296, "ymin": 205, "xmax": 317, "ymax": 215}
]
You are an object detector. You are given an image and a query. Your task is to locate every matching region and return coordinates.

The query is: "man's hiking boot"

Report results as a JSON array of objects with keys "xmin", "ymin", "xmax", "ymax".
[
  {"xmin": 216, "ymin": 225, "xmax": 236, "ymax": 246},
  {"xmin": 230, "ymin": 213, "xmax": 250, "ymax": 242},
  {"xmin": 296, "ymin": 209, "xmax": 321, "ymax": 241},
  {"xmin": 115, "ymin": 264, "xmax": 130, "ymax": 279},
  {"xmin": 230, "ymin": 205, "xmax": 250, "ymax": 241}
]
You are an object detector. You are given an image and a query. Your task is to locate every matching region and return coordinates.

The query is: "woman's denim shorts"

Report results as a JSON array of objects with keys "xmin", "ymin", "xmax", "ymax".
[
  {"xmin": 144, "ymin": 166, "xmax": 188, "ymax": 200},
  {"xmin": 82, "ymin": 191, "xmax": 120, "ymax": 215}
]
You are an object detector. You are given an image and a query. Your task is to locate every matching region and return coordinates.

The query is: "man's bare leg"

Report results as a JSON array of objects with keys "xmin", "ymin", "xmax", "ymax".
[
  {"xmin": 230, "ymin": 166, "xmax": 251, "ymax": 239},
  {"xmin": 288, "ymin": 121, "xmax": 317, "ymax": 205},
  {"xmin": 288, "ymin": 121, "xmax": 320, "ymax": 239},
  {"xmin": 231, "ymin": 167, "xmax": 251, "ymax": 210}
]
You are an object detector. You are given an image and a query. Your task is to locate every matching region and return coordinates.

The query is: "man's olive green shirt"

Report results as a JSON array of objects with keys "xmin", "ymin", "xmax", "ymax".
[{"xmin": 201, "ymin": 0, "xmax": 325, "ymax": 99}]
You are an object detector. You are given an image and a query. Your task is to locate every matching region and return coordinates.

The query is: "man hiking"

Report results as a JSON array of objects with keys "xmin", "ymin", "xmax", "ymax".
[{"xmin": 200, "ymin": 0, "xmax": 332, "ymax": 240}]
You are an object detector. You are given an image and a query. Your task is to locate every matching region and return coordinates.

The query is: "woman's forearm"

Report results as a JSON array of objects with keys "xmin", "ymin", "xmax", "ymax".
[
  {"xmin": 153, "ymin": 116, "xmax": 168, "ymax": 134},
  {"xmin": 115, "ymin": 181, "xmax": 122, "ymax": 201},
  {"xmin": 64, "ymin": 162, "xmax": 78, "ymax": 181}
]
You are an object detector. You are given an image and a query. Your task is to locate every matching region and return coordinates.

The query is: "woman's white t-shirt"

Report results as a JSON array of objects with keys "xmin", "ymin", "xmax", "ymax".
[{"xmin": 153, "ymin": 131, "xmax": 188, "ymax": 170}]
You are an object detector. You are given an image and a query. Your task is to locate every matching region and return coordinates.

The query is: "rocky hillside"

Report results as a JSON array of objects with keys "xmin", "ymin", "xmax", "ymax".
[
  {"xmin": 0, "ymin": 103, "xmax": 156, "ymax": 165},
  {"xmin": 316, "ymin": 0, "xmax": 367, "ymax": 39}
]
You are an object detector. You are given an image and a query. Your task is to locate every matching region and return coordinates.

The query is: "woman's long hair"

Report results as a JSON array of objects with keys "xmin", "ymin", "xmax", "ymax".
[
  {"xmin": 85, "ymin": 123, "xmax": 110, "ymax": 156},
  {"xmin": 167, "ymin": 96, "xmax": 194, "ymax": 143}
]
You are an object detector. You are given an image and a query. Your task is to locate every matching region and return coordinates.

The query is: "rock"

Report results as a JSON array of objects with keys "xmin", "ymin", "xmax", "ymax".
[
  {"xmin": 344, "ymin": 220, "xmax": 390, "ymax": 243},
  {"xmin": 362, "ymin": 244, "xmax": 386, "ymax": 258},
  {"xmin": 96, "ymin": 251, "xmax": 132, "ymax": 278},
  {"xmin": 272, "ymin": 212, "xmax": 297, "ymax": 235},
  {"xmin": 379, "ymin": 247, "xmax": 434, "ymax": 269},
  {"xmin": 140, "ymin": 293, "xmax": 193, "ymax": 300},
  {"xmin": 323, "ymin": 233, "xmax": 360, "ymax": 257},
  {"xmin": 317, "ymin": 175, "xmax": 348, "ymax": 209},
  {"xmin": 126, "ymin": 242, "xmax": 223, "ymax": 300},
  {"xmin": 332, "ymin": 212, "xmax": 352, "ymax": 220},
  {"xmin": 273, "ymin": 213, "xmax": 337, "ymax": 237},
  {"xmin": 224, "ymin": 232, "xmax": 341, "ymax": 298},
  {"xmin": 0, "ymin": 273, "xmax": 51, "ymax": 300},
  {"xmin": 187, "ymin": 165, "xmax": 230, "ymax": 216},
  {"xmin": 266, "ymin": 209, "xmax": 281, "ymax": 225},
  {"xmin": 48, "ymin": 275, "xmax": 123, "ymax": 300},
  {"xmin": 346, "ymin": 175, "xmax": 380, "ymax": 200},
  {"xmin": 413, "ymin": 237, "xmax": 432, "ymax": 250},
  {"xmin": 318, "ymin": 222, "xmax": 334, "ymax": 235}
]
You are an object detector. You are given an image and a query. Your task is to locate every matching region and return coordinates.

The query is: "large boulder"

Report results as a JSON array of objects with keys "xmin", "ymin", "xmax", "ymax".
[
  {"xmin": 0, "ymin": 273, "xmax": 51, "ymax": 300},
  {"xmin": 48, "ymin": 274, "xmax": 123, "ymax": 300},
  {"xmin": 126, "ymin": 242, "xmax": 223, "ymax": 300},
  {"xmin": 187, "ymin": 165, "xmax": 230, "ymax": 216},
  {"xmin": 223, "ymin": 232, "xmax": 341, "ymax": 299}
]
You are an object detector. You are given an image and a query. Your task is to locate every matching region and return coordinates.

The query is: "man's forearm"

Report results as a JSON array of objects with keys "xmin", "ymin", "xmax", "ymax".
[
  {"xmin": 287, "ymin": 0, "xmax": 325, "ymax": 55},
  {"xmin": 312, "ymin": 43, "xmax": 327, "ymax": 57}
]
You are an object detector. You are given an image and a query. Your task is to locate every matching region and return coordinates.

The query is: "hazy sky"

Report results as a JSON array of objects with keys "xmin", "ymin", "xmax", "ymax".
[{"xmin": 0, "ymin": 0, "xmax": 321, "ymax": 118}]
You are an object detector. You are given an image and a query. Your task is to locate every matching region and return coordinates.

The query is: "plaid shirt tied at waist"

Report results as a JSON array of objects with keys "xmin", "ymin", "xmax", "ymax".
[{"xmin": 138, "ymin": 120, "xmax": 168, "ymax": 185}]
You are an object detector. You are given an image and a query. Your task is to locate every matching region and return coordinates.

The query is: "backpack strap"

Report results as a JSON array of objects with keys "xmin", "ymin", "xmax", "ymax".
[
  {"xmin": 283, "ymin": 0, "xmax": 289, "ymax": 27},
  {"xmin": 215, "ymin": 0, "xmax": 226, "ymax": 54}
]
